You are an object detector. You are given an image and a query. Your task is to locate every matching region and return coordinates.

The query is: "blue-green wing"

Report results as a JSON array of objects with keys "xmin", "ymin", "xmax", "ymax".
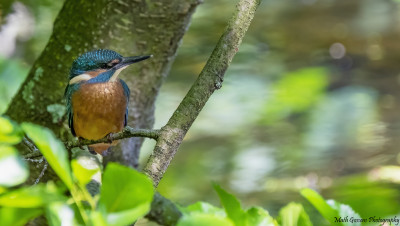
[
  {"xmin": 64, "ymin": 83, "xmax": 80, "ymax": 136},
  {"xmin": 119, "ymin": 79, "xmax": 130, "ymax": 127}
]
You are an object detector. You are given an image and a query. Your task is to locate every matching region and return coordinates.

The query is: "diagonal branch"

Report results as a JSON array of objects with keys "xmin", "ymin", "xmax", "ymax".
[
  {"xmin": 143, "ymin": 0, "xmax": 262, "ymax": 186},
  {"xmin": 64, "ymin": 127, "xmax": 160, "ymax": 150}
]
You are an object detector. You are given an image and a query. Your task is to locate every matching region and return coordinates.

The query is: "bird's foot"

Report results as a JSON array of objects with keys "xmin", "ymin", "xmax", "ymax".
[
  {"xmin": 105, "ymin": 133, "xmax": 115, "ymax": 144},
  {"xmin": 78, "ymin": 137, "xmax": 85, "ymax": 150},
  {"xmin": 88, "ymin": 147, "xmax": 97, "ymax": 155}
]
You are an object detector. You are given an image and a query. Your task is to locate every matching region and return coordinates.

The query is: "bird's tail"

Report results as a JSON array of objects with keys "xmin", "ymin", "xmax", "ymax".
[{"xmin": 88, "ymin": 140, "xmax": 120, "ymax": 155}]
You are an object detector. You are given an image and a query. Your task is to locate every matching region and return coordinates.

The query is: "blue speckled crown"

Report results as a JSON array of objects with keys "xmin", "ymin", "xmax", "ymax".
[{"xmin": 70, "ymin": 49, "xmax": 122, "ymax": 78}]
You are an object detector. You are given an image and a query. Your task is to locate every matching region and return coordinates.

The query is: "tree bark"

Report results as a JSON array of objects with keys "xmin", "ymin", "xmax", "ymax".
[{"xmin": 6, "ymin": 0, "xmax": 201, "ymax": 176}]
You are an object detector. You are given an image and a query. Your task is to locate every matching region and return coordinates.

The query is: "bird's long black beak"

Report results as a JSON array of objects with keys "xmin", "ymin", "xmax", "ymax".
[{"xmin": 115, "ymin": 55, "xmax": 152, "ymax": 69}]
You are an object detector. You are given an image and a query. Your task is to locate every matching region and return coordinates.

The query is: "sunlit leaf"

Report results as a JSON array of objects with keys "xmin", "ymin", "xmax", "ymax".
[
  {"xmin": 46, "ymin": 203, "xmax": 76, "ymax": 226},
  {"xmin": 0, "ymin": 116, "xmax": 23, "ymax": 144},
  {"xmin": 0, "ymin": 207, "xmax": 42, "ymax": 226},
  {"xmin": 0, "ymin": 146, "xmax": 28, "ymax": 187},
  {"xmin": 301, "ymin": 188, "xmax": 340, "ymax": 225},
  {"xmin": 246, "ymin": 207, "xmax": 276, "ymax": 226},
  {"xmin": 21, "ymin": 123, "xmax": 73, "ymax": 189},
  {"xmin": 183, "ymin": 201, "xmax": 226, "ymax": 216},
  {"xmin": 177, "ymin": 213, "xmax": 234, "ymax": 226},
  {"xmin": 213, "ymin": 184, "xmax": 247, "ymax": 226},
  {"xmin": 71, "ymin": 159, "xmax": 99, "ymax": 186},
  {"xmin": 90, "ymin": 211, "xmax": 107, "ymax": 226},
  {"xmin": 106, "ymin": 203, "xmax": 152, "ymax": 226},
  {"xmin": 302, "ymin": 188, "xmax": 361, "ymax": 225},
  {"xmin": 278, "ymin": 202, "xmax": 312, "ymax": 226},
  {"xmin": 327, "ymin": 200, "xmax": 361, "ymax": 226},
  {"xmin": 98, "ymin": 163, "xmax": 154, "ymax": 225},
  {"xmin": 0, "ymin": 183, "xmax": 66, "ymax": 208}
]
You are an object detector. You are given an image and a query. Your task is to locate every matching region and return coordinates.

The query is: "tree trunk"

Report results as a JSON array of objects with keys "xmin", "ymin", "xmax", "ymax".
[{"xmin": 6, "ymin": 0, "xmax": 201, "ymax": 180}]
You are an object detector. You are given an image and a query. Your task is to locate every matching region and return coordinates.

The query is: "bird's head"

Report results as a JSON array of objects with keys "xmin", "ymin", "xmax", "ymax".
[{"xmin": 68, "ymin": 49, "xmax": 151, "ymax": 84}]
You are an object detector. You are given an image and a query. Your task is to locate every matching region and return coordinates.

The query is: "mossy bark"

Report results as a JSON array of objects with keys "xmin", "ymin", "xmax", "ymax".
[{"xmin": 6, "ymin": 0, "xmax": 201, "ymax": 168}]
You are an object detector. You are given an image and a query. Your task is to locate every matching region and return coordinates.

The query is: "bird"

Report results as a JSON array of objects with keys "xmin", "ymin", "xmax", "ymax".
[{"xmin": 64, "ymin": 49, "xmax": 151, "ymax": 155}]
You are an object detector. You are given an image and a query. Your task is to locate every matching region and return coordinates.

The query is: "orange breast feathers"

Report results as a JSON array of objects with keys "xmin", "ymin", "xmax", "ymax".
[{"xmin": 71, "ymin": 81, "xmax": 127, "ymax": 153}]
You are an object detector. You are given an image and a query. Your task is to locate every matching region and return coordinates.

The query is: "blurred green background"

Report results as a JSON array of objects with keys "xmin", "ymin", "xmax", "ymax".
[{"xmin": 1, "ymin": 0, "xmax": 400, "ymax": 225}]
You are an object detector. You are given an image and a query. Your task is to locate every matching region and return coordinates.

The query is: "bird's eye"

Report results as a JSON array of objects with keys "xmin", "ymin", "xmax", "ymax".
[{"xmin": 106, "ymin": 59, "xmax": 120, "ymax": 68}]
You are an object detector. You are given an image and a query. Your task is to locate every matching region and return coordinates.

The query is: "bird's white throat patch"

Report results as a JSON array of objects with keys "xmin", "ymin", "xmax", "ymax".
[
  {"xmin": 69, "ymin": 66, "xmax": 128, "ymax": 84},
  {"xmin": 69, "ymin": 73, "xmax": 91, "ymax": 84},
  {"xmin": 109, "ymin": 66, "xmax": 128, "ymax": 82}
]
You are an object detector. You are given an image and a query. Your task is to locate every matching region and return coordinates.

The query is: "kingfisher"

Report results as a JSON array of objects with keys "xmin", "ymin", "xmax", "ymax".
[{"xmin": 64, "ymin": 49, "xmax": 151, "ymax": 155}]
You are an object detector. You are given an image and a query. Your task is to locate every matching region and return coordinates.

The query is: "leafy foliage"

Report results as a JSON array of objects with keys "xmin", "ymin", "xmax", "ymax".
[
  {"xmin": 0, "ymin": 115, "xmax": 368, "ymax": 225},
  {"xmin": 214, "ymin": 184, "xmax": 248, "ymax": 225},
  {"xmin": 0, "ymin": 207, "xmax": 42, "ymax": 226},
  {"xmin": 301, "ymin": 188, "xmax": 361, "ymax": 226},
  {"xmin": 0, "ymin": 146, "xmax": 28, "ymax": 187},
  {"xmin": 179, "ymin": 184, "xmax": 277, "ymax": 226},
  {"xmin": 21, "ymin": 123, "xmax": 74, "ymax": 189},
  {"xmin": 0, "ymin": 116, "xmax": 23, "ymax": 144},
  {"xmin": 0, "ymin": 183, "xmax": 66, "ymax": 208},
  {"xmin": 278, "ymin": 202, "xmax": 312, "ymax": 226},
  {"xmin": 99, "ymin": 163, "xmax": 154, "ymax": 225},
  {"xmin": 178, "ymin": 213, "xmax": 234, "ymax": 226},
  {"xmin": 0, "ymin": 117, "xmax": 154, "ymax": 225},
  {"xmin": 71, "ymin": 159, "xmax": 99, "ymax": 186}
]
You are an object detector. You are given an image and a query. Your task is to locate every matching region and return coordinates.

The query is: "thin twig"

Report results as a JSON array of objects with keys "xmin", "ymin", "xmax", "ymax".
[
  {"xmin": 23, "ymin": 137, "xmax": 39, "ymax": 152},
  {"xmin": 34, "ymin": 158, "xmax": 48, "ymax": 185},
  {"xmin": 65, "ymin": 126, "xmax": 160, "ymax": 150},
  {"xmin": 23, "ymin": 157, "xmax": 44, "ymax": 163},
  {"xmin": 21, "ymin": 138, "xmax": 48, "ymax": 184}
]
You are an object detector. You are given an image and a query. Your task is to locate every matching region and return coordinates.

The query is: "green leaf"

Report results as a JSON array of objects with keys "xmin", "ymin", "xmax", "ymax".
[
  {"xmin": 98, "ymin": 163, "xmax": 154, "ymax": 225},
  {"xmin": 90, "ymin": 211, "xmax": 108, "ymax": 226},
  {"xmin": 0, "ymin": 187, "xmax": 6, "ymax": 194},
  {"xmin": 301, "ymin": 188, "xmax": 338, "ymax": 221},
  {"xmin": 246, "ymin": 207, "xmax": 276, "ymax": 226},
  {"xmin": 301, "ymin": 188, "xmax": 340, "ymax": 225},
  {"xmin": 301, "ymin": 189, "xmax": 362, "ymax": 225},
  {"xmin": 21, "ymin": 123, "xmax": 73, "ymax": 189},
  {"xmin": 71, "ymin": 159, "xmax": 99, "ymax": 186},
  {"xmin": 278, "ymin": 202, "xmax": 312, "ymax": 226},
  {"xmin": 182, "ymin": 188, "xmax": 276, "ymax": 226},
  {"xmin": 183, "ymin": 201, "xmax": 226, "ymax": 216},
  {"xmin": 0, "ymin": 183, "xmax": 66, "ymax": 208},
  {"xmin": 0, "ymin": 207, "xmax": 42, "ymax": 226},
  {"xmin": 106, "ymin": 203, "xmax": 152, "ymax": 226},
  {"xmin": 213, "ymin": 184, "xmax": 247, "ymax": 226},
  {"xmin": 0, "ymin": 146, "xmax": 28, "ymax": 187},
  {"xmin": 327, "ymin": 200, "xmax": 361, "ymax": 226},
  {"xmin": 46, "ymin": 203, "xmax": 76, "ymax": 226},
  {"xmin": 177, "ymin": 213, "xmax": 234, "ymax": 226},
  {"xmin": 0, "ymin": 117, "xmax": 23, "ymax": 144}
]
